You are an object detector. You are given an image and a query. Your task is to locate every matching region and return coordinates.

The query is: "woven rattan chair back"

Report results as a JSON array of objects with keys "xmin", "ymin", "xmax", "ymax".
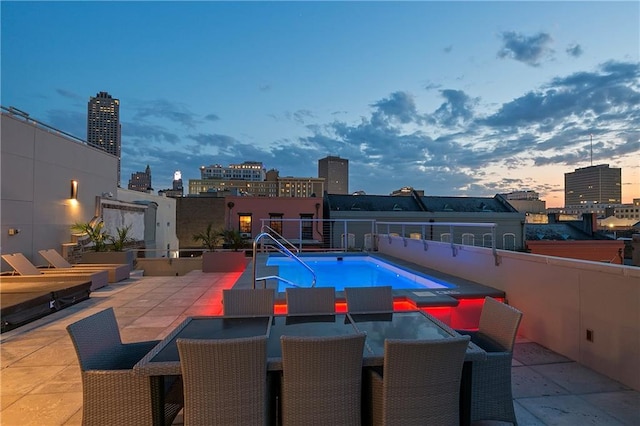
[
  {"xmin": 467, "ymin": 297, "xmax": 523, "ymax": 424},
  {"xmin": 344, "ymin": 286, "xmax": 393, "ymax": 313},
  {"xmin": 478, "ymin": 296, "xmax": 523, "ymax": 351},
  {"xmin": 280, "ymin": 333, "xmax": 366, "ymax": 425},
  {"xmin": 67, "ymin": 308, "xmax": 123, "ymax": 370},
  {"xmin": 285, "ymin": 286, "xmax": 335, "ymax": 315},
  {"xmin": 370, "ymin": 336, "xmax": 470, "ymax": 426},
  {"xmin": 222, "ymin": 288, "xmax": 274, "ymax": 316},
  {"xmin": 67, "ymin": 308, "xmax": 182, "ymax": 426},
  {"xmin": 177, "ymin": 336, "xmax": 268, "ymax": 426}
]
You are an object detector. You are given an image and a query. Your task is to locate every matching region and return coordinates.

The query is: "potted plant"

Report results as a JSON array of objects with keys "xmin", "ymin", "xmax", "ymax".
[
  {"xmin": 194, "ymin": 224, "xmax": 247, "ymax": 272},
  {"xmin": 109, "ymin": 224, "xmax": 134, "ymax": 251},
  {"xmin": 71, "ymin": 221, "xmax": 109, "ymax": 252},
  {"xmin": 221, "ymin": 229, "xmax": 245, "ymax": 251},
  {"xmin": 192, "ymin": 223, "xmax": 223, "ymax": 252},
  {"xmin": 73, "ymin": 222, "xmax": 136, "ymax": 269}
]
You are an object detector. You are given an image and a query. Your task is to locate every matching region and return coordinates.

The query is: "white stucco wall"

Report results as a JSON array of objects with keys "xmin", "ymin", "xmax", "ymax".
[
  {"xmin": 116, "ymin": 188, "xmax": 179, "ymax": 258},
  {"xmin": 378, "ymin": 234, "xmax": 640, "ymax": 391},
  {"xmin": 1, "ymin": 113, "xmax": 118, "ymax": 270}
]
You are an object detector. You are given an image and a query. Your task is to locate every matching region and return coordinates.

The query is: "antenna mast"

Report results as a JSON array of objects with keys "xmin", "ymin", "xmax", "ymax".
[{"xmin": 590, "ymin": 133, "xmax": 593, "ymax": 166}]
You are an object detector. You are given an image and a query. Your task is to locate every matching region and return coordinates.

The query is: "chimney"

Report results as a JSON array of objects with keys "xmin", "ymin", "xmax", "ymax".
[{"xmin": 582, "ymin": 213, "xmax": 597, "ymax": 235}]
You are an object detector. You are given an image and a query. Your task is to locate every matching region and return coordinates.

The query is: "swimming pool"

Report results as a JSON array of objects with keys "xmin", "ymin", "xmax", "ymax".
[{"xmin": 265, "ymin": 255, "xmax": 451, "ymax": 292}]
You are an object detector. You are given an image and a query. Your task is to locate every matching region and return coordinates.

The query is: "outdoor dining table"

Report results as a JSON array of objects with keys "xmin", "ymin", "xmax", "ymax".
[{"xmin": 134, "ymin": 310, "xmax": 486, "ymax": 426}]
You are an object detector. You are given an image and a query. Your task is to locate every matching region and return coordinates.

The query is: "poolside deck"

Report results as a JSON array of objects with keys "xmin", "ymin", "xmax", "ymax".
[{"xmin": 1, "ymin": 271, "xmax": 638, "ymax": 425}]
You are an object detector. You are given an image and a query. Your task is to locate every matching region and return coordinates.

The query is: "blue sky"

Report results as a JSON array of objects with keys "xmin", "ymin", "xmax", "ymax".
[{"xmin": 2, "ymin": 1, "xmax": 639, "ymax": 206}]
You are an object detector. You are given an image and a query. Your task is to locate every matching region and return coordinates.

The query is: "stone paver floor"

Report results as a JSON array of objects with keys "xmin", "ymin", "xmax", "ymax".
[{"xmin": 1, "ymin": 271, "xmax": 638, "ymax": 425}]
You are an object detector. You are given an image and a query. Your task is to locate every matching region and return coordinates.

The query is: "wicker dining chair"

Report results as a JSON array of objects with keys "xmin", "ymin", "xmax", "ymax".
[
  {"xmin": 280, "ymin": 333, "xmax": 366, "ymax": 426},
  {"xmin": 285, "ymin": 286, "xmax": 336, "ymax": 315},
  {"xmin": 344, "ymin": 286, "xmax": 393, "ymax": 313},
  {"xmin": 458, "ymin": 296, "xmax": 523, "ymax": 424},
  {"xmin": 222, "ymin": 288, "xmax": 275, "ymax": 316},
  {"xmin": 177, "ymin": 335, "xmax": 268, "ymax": 426},
  {"xmin": 368, "ymin": 336, "xmax": 471, "ymax": 426},
  {"xmin": 66, "ymin": 308, "xmax": 182, "ymax": 426}
]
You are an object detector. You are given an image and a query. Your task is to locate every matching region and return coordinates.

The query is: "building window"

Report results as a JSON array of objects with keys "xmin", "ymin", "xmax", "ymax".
[
  {"xmin": 300, "ymin": 214, "xmax": 313, "ymax": 240},
  {"xmin": 269, "ymin": 213, "xmax": 283, "ymax": 235},
  {"xmin": 239, "ymin": 214, "xmax": 252, "ymax": 234}
]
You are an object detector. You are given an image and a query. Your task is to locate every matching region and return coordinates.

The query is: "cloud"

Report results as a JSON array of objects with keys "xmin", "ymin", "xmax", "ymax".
[
  {"xmin": 497, "ymin": 31, "xmax": 554, "ymax": 66},
  {"xmin": 132, "ymin": 99, "xmax": 199, "ymax": 128},
  {"xmin": 371, "ymin": 91, "xmax": 424, "ymax": 124},
  {"xmin": 431, "ymin": 89, "xmax": 478, "ymax": 127},
  {"xmin": 285, "ymin": 109, "xmax": 315, "ymax": 125},
  {"xmin": 423, "ymin": 82, "xmax": 442, "ymax": 91},
  {"xmin": 121, "ymin": 60, "xmax": 640, "ymax": 199},
  {"xmin": 443, "ymin": 45, "xmax": 453, "ymax": 54},
  {"xmin": 123, "ymin": 121, "xmax": 181, "ymax": 144},
  {"xmin": 204, "ymin": 114, "xmax": 220, "ymax": 122},
  {"xmin": 481, "ymin": 61, "xmax": 640, "ymax": 130},
  {"xmin": 56, "ymin": 89, "xmax": 83, "ymax": 101},
  {"xmin": 566, "ymin": 43, "xmax": 583, "ymax": 58}
]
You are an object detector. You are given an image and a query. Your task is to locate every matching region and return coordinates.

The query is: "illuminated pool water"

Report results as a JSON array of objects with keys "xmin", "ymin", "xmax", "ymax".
[{"xmin": 266, "ymin": 255, "xmax": 451, "ymax": 292}]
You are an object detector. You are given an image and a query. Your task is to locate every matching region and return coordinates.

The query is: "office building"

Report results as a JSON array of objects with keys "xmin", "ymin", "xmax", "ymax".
[
  {"xmin": 564, "ymin": 164, "xmax": 621, "ymax": 207},
  {"xmin": 188, "ymin": 168, "xmax": 324, "ymax": 198},
  {"xmin": 318, "ymin": 155, "xmax": 348, "ymax": 194},
  {"xmin": 200, "ymin": 161, "xmax": 266, "ymax": 181},
  {"xmin": 87, "ymin": 91, "xmax": 121, "ymax": 185},
  {"xmin": 128, "ymin": 165, "xmax": 152, "ymax": 193}
]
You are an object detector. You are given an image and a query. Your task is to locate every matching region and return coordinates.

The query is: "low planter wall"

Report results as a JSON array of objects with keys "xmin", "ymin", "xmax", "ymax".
[
  {"xmin": 135, "ymin": 257, "xmax": 203, "ymax": 276},
  {"xmin": 81, "ymin": 250, "xmax": 135, "ymax": 270},
  {"xmin": 202, "ymin": 251, "xmax": 248, "ymax": 273}
]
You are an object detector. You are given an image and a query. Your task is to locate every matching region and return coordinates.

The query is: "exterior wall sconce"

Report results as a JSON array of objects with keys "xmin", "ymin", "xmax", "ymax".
[{"xmin": 70, "ymin": 180, "xmax": 79, "ymax": 199}]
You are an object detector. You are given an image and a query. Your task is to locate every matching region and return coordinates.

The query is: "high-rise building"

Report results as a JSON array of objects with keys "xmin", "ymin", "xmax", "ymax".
[
  {"xmin": 87, "ymin": 91, "xmax": 121, "ymax": 185},
  {"xmin": 564, "ymin": 164, "xmax": 621, "ymax": 207},
  {"xmin": 159, "ymin": 171, "xmax": 184, "ymax": 198},
  {"xmin": 128, "ymin": 165, "xmax": 152, "ymax": 192},
  {"xmin": 318, "ymin": 155, "xmax": 348, "ymax": 194}
]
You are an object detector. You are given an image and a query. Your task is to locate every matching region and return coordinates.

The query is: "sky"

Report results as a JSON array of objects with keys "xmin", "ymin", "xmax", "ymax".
[{"xmin": 2, "ymin": 1, "xmax": 639, "ymax": 207}]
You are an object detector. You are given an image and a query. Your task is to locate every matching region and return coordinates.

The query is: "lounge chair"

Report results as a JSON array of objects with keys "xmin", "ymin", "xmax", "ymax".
[
  {"xmin": 1, "ymin": 253, "xmax": 108, "ymax": 290},
  {"xmin": 38, "ymin": 248, "xmax": 129, "ymax": 282},
  {"xmin": 222, "ymin": 288, "xmax": 274, "ymax": 316},
  {"xmin": 67, "ymin": 308, "xmax": 182, "ymax": 426}
]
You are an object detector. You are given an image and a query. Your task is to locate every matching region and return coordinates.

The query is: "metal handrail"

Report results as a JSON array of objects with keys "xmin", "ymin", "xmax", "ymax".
[
  {"xmin": 252, "ymin": 232, "xmax": 317, "ymax": 289},
  {"xmin": 254, "ymin": 275, "xmax": 302, "ymax": 289},
  {"xmin": 376, "ymin": 221, "xmax": 499, "ymax": 265},
  {"xmin": 260, "ymin": 224, "xmax": 299, "ymax": 253}
]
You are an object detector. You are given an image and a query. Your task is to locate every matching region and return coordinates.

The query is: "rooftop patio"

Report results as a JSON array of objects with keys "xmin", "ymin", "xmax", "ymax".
[{"xmin": 1, "ymin": 271, "xmax": 637, "ymax": 425}]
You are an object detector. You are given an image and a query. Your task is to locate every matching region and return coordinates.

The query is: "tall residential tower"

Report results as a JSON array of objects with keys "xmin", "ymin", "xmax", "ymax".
[
  {"xmin": 318, "ymin": 155, "xmax": 348, "ymax": 194},
  {"xmin": 87, "ymin": 91, "xmax": 121, "ymax": 185}
]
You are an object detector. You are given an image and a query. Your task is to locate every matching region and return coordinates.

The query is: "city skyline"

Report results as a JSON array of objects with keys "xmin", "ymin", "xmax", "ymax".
[{"xmin": 1, "ymin": 1, "xmax": 639, "ymax": 206}]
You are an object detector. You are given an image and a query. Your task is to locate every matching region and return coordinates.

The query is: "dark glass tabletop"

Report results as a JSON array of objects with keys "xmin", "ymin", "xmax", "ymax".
[
  {"xmin": 151, "ymin": 316, "xmax": 271, "ymax": 362},
  {"xmin": 267, "ymin": 314, "xmax": 358, "ymax": 359},
  {"xmin": 349, "ymin": 311, "xmax": 452, "ymax": 356}
]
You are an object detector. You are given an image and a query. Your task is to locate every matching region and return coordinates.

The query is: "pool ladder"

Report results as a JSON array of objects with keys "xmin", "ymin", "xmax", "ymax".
[{"xmin": 252, "ymin": 229, "xmax": 317, "ymax": 289}]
